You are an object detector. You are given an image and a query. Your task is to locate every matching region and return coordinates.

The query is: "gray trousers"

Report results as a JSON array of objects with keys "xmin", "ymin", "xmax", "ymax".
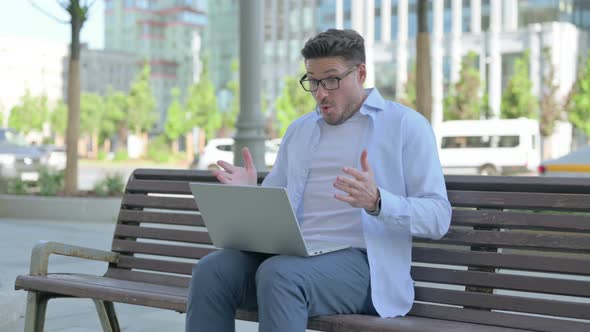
[{"xmin": 185, "ymin": 248, "xmax": 377, "ymax": 332}]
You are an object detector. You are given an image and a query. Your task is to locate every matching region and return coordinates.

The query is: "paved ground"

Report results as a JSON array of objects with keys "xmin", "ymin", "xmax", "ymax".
[{"xmin": 0, "ymin": 218, "xmax": 269, "ymax": 332}]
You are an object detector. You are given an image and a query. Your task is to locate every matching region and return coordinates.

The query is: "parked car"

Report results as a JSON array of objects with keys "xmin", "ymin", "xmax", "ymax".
[
  {"xmin": 538, "ymin": 144, "xmax": 590, "ymax": 177},
  {"xmin": 195, "ymin": 138, "xmax": 281, "ymax": 170},
  {"xmin": 0, "ymin": 128, "xmax": 46, "ymax": 182},
  {"xmin": 38, "ymin": 145, "xmax": 67, "ymax": 171}
]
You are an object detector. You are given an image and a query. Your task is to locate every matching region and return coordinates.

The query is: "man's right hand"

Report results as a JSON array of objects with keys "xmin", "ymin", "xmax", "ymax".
[{"xmin": 212, "ymin": 147, "xmax": 258, "ymax": 186}]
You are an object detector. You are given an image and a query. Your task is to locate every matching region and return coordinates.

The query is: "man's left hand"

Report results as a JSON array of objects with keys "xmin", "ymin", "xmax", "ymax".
[{"xmin": 333, "ymin": 149, "xmax": 380, "ymax": 211}]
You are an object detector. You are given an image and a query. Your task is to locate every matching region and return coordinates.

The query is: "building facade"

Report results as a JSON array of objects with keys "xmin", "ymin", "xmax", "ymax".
[
  {"xmin": 205, "ymin": 0, "xmax": 590, "ymax": 132},
  {"xmin": 62, "ymin": 45, "xmax": 139, "ymax": 98},
  {"xmin": 323, "ymin": 0, "xmax": 590, "ymax": 129},
  {"xmin": 104, "ymin": 0, "xmax": 208, "ymax": 131}
]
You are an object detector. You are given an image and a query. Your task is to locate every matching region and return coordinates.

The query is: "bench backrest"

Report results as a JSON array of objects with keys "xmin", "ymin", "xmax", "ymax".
[{"xmin": 107, "ymin": 169, "xmax": 590, "ymax": 331}]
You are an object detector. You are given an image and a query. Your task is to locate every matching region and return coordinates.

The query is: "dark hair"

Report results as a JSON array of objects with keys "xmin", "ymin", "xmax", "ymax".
[{"xmin": 301, "ymin": 29, "xmax": 365, "ymax": 64}]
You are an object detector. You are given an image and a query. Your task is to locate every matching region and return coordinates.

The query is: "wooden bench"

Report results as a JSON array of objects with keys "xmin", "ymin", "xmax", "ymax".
[{"xmin": 15, "ymin": 168, "xmax": 590, "ymax": 332}]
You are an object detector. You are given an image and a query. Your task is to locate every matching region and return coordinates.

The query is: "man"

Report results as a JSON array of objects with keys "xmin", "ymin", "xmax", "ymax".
[{"xmin": 186, "ymin": 29, "xmax": 451, "ymax": 332}]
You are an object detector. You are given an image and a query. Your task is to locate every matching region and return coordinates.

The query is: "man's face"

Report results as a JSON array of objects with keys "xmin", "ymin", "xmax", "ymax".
[{"xmin": 304, "ymin": 57, "xmax": 366, "ymax": 126}]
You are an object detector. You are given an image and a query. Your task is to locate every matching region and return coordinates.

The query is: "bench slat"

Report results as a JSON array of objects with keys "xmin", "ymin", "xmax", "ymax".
[
  {"xmin": 111, "ymin": 239, "xmax": 213, "ymax": 259},
  {"xmin": 411, "ymin": 266, "xmax": 590, "ymax": 297},
  {"xmin": 131, "ymin": 168, "xmax": 267, "ymax": 183},
  {"xmin": 106, "ymin": 267, "xmax": 191, "ymax": 288},
  {"xmin": 409, "ymin": 302, "xmax": 588, "ymax": 332},
  {"xmin": 122, "ymin": 194, "xmax": 198, "ymax": 211},
  {"xmin": 16, "ymin": 274, "xmax": 187, "ymax": 312},
  {"xmin": 117, "ymin": 256, "xmax": 194, "ymax": 275},
  {"xmin": 416, "ymin": 228, "xmax": 590, "ymax": 252},
  {"xmin": 118, "ymin": 210, "xmax": 205, "ymax": 227},
  {"xmin": 448, "ymin": 190, "xmax": 590, "ymax": 212},
  {"xmin": 445, "ymin": 175, "xmax": 590, "ymax": 194},
  {"xmin": 415, "ymin": 287, "xmax": 590, "ymax": 319},
  {"xmin": 451, "ymin": 209, "xmax": 590, "ymax": 232},
  {"xmin": 412, "ymin": 247, "xmax": 590, "ymax": 275},
  {"xmin": 115, "ymin": 224, "xmax": 213, "ymax": 245},
  {"xmin": 126, "ymin": 180, "xmax": 192, "ymax": 195}
]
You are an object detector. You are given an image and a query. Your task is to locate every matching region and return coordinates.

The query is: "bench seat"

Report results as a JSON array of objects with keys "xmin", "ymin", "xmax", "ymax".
[{"xmin": 14, "ymin": 169, "xmax": 590, "ymax": 332}]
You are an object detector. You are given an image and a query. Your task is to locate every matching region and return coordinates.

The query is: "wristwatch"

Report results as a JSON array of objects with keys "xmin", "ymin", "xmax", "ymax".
[{"xmin": 366, "ymin": 194, "xmax": 381, "ymax": 216}]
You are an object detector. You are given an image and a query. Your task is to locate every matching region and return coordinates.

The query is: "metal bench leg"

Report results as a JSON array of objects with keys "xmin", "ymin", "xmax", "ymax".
[
  {"xmin": 93, "ymin": 300, "xmax": 121, "ymax": 332},
  {"xmin": 24, "ymin": 291, "xmax": 49, "ymax": 332}
]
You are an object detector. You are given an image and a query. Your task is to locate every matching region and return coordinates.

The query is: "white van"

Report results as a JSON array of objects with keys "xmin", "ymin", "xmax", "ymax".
[{"xmin": 436, "ymin": 119, "xmax": 541, "ymax": 175}]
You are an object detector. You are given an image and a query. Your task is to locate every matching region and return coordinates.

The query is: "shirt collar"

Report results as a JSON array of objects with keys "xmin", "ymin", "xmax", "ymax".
[{"xmin": 312, "ymin": 88, "xmax": 385, "ymax": 123}]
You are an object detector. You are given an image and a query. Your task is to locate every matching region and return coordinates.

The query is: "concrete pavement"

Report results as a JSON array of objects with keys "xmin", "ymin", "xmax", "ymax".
[{"xmin": 0, "ymin": 218, "xmax": 266, "ymax": 332}]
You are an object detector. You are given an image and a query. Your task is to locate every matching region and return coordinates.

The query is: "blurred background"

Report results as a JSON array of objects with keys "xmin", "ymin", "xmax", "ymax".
[{"xmin": 1, "ymin": 0, "xmax": 590, "ymax": 196}]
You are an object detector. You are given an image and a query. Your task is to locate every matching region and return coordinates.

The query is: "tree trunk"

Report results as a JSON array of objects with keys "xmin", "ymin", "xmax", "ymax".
[
  {"xmin": 415, "ymin": 0, "xmax": 432, "ymax": 123},
  {"xmin": 542, "ymin": 136, "xmax": 553, "ymax": 161},
  {"xmin": 142, "ymin": 132, "xmax": 149, "ymax": 158},
  {"xmin": 186, "ymin": 132, "xmax": 195, "ymax": 163},
  {"xmin": 103, "ymin": 138, "xmax": 111, "ymax": 155},
  {"xmin": 172, "ymin": 139, "xmax": 179, "ymax": 154},
  {"xmin": 91, "ymin": 132, "xmax": 99, "ymax": 159},
  {"xmin": 64, "ymin": 2, "xmax": 83, "ymax": 195}
]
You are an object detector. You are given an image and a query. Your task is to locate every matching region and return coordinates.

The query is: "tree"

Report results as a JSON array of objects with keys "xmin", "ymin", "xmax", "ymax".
[
  {"xmin": 8, "ymin": 89, "xmax": 49, "ymax": 135},
  {"xmin": 164, "ymin": 87, "xmax": 185, "ymax": 153},
  {"xmin": 415, "ymin": 0, "xmax": 432, "ymax": 122},
  {"xmin": 127, "ymin": 63, "xmax": 157, "ymax": 135},
  {"xmin": 501, "ymin": 51, "xmax": 538, "ymax": 119},
  {"xmin": 127, "ymin": 63, "xmax": 157, "ymax": 158},
  {"xmin": 186, "ymin": 57, "xmax": 220, "ymax": 161},
  {"xmin": 222, "ymin": 59, "xmax": 241, "ymax": 136},
  {"xmin": 444, "ymin": 52, "xmax": 482, "ymax": 120},
  {"xmin": 567, "ymin": 52, "xmax": 590, "ymax": 140},
  {"xmin": 80, "ymin": 92, "xmax": 104, "ymax": 158},
  {"xmin": 30, "ymin": 0, "xmax": 93, "ymax": 193},
  {"xmin": 539, "ymin": 47, "xmax": 562, "ymax": 159},
  {"xmin": 102, "ymin": 87, "xmax": 127, "ymax": 154},
  {"xmin": 399, "ymin": 63, "xmax": 416, "ymax": 109},
  {"xmin": 50, "ymin": 100, "xmax": 68, "ymax": 137},
  {"xmin": 275, "ymin": 70, "xmax": 316, "ymax": 137}
]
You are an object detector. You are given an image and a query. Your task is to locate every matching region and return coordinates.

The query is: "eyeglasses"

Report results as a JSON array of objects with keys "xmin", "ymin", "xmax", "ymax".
[{"xmin": 299, "ymin": 64, "xmax": 358, "ymax": 92}]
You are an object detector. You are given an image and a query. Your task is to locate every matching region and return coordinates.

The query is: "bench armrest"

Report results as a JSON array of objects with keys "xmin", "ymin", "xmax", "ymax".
[{"xmin": 29, "ymin": 241, "xmax": 119, "ymax": 276}]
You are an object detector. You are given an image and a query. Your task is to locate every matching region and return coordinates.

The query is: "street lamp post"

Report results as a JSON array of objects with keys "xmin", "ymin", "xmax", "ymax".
[{"xmin": 234, "ymin": 0, "xmax": 266, "ymax": 170}]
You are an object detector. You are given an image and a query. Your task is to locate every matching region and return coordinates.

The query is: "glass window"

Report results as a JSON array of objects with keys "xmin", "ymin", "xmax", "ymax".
[
  {"xmin": 498, "ymin": 135, "xmax": 520, "ymax": 148},
  {"xmin": 441, "ymin": 136, "xmax": 492, "ymax": 149}
]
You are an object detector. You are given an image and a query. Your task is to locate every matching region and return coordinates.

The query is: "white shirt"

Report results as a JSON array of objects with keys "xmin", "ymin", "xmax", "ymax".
[
  {"xmin": 262, "ymin": 88, "xmax": 452, "ymax": 318},
  {"xmin": 300, "ymin": 111, "xmax": 368, "ymax": 249}
]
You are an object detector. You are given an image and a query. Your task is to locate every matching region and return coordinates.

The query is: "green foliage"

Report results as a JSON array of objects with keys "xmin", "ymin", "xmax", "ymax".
[
  {"xmin": 1, "ymin": 178, "xmax": 28, "ymax": 195},
  {"xmin": 147, "ymin": 135, "xmax": 171, "ymax": 163},
  {"xmin": 92, "ymin": 173, "xmax": 125, "ymax": 196},
  {"xmin": 275, "ymin": 68, "xmax": 316, "ymax": 137},
  {"xmin": 567, "ymin": 52, "xmax": 590, "ymax": 137},
  {"xmin": 539, "ymin": 47, "xmax": 561, "ymax": 137},
  {"xmin": 399, "ymin": 62, "xmax": 416, "ymax": 109},
  {"xmin": 113, "ymin": 150, "xmax": 128, "ymax": 161},
  {"xmin": 164, "ymin": 87, "xmax": 186, "ymax": 141},
  {"xmin": 80, "ymin": 92, "xmax": 104, "ymax": 136},
  {"xmin": 501, "ymin": 51, "xmax": 538, "ymax": 119},
  {"xmin": 186, "ymin": 57, "xmax": 221, "ymax": 140},
  {"xmin": 38, "ymin": 167, "xmax": 65, "ymax": 196},
  {"xmin": 50, "ymin": 100, "xmax": 68, "ymax": 137},
  {"xmin": 102, "ymin": 87, "xmax": 127, "ymax": 140},
  {"xmin": 9, "ymin": 89, "xmax": 49, "ymax": 134},
  {"xmin": 127, "ymin": 63, "xmax": 157, "ymax": 133},
  {"xmin": 223, "ymin": 59, "xmax": 240, "ymax": 131},
  {"xmin": 97, "ymin": 151, "xmax": 108, "ymax": 161},
  {"xmin": 444, "ymin": 52, "xmax": 482, "ymax": 120}
]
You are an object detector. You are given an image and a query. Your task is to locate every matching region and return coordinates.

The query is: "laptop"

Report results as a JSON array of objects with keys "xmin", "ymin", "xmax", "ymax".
[{"xmin": 189, "ymin": 183, "xmax": 350, "ymax": 257}]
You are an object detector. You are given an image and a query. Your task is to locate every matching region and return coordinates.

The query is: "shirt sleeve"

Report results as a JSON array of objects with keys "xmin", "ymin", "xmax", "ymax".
[
  {"xmin": 371, "ymin": 113, "xmax": 452, "ymax": 240},
  {"xmin": 261, "ymin": 125, "xmax": 292, "ymax": 188}
]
